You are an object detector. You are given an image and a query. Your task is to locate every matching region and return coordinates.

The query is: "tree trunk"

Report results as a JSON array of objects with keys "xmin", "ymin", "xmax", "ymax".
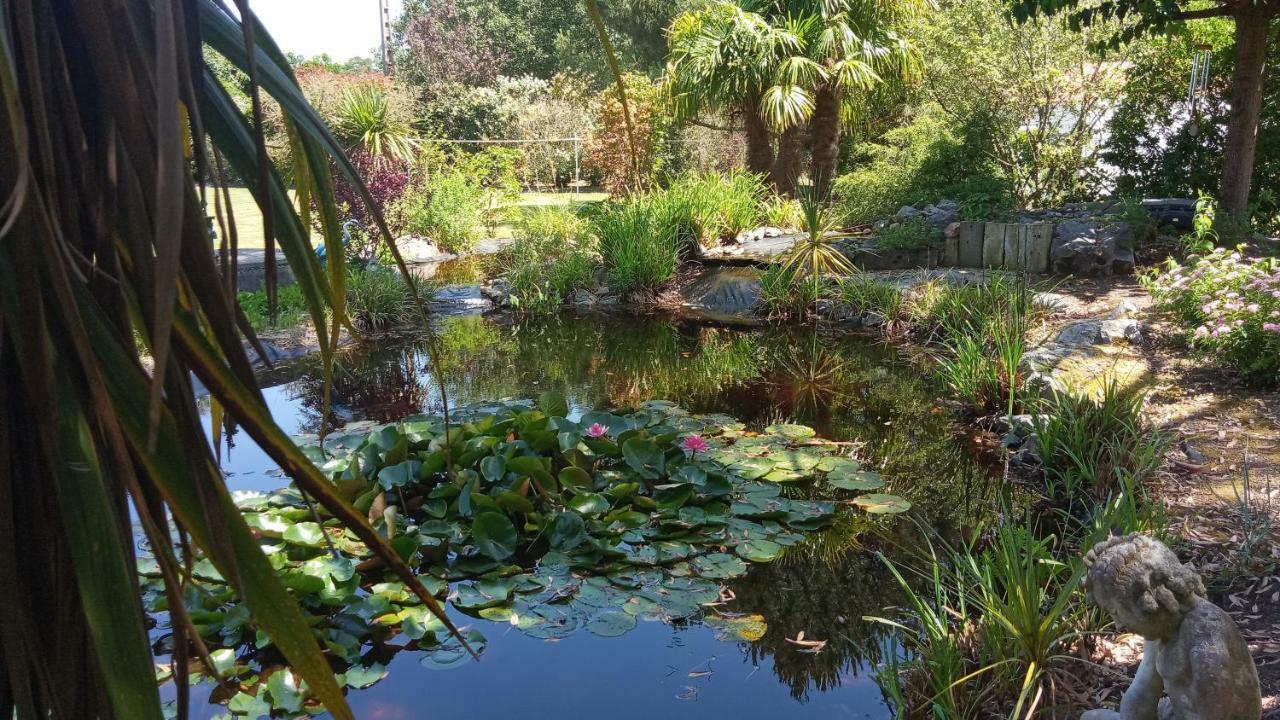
[
  {"xmin": 1220, "ymin": 5, "xmax": 1273, "ymax": 219},
  {"xmin": 770, "ymin": 126, "xmax": 805, "ymax": 197},
  {"xmin": 743, "ymin": 89, "xmax": 775, "ymax": 177},
  {"xmin": 808, "ymin": 82, "xmax": 841, "ymax": 201}
]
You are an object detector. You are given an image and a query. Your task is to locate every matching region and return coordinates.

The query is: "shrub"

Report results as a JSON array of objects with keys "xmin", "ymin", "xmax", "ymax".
[
  {"xmin": 873, "ymin": 524, "xmax": 1086, "ymax": 719},
  {"xmin": 1145, "ymin": 247, "xmax": 1280, "ymax": 385},
  {"xmin": 346, "ymin": 266, "xmax": 414, "ymax": 332},
  {"xmin": 928, "ymin": 278, "xmax": 1034, "ymax": 417},
  {"xmin": 833, "ymin": 107, "xmax": 1013, "ymax": 226},
  {"xmin": 505, "ymin": 207, "xmax": 599, "ymax": 314},
  {"xmin": 838, "ymin": 275, "xmax": 904, "ymax": 325},
  {"xmin": 1030, "ymin": 380, "xmax": 1171, "ymax": 517},
  {"xmin": 236, "ymin": 283, "xmax": 310, "ymax": 332},
  {"xmin": 593, "ymin": 197, "xmax": 680, "ymax": 294},
  {"xmin": 758, "ymin": 263, "xmax": 818, "ymax": 319},
  {"xmin": 760, "ymin": 195, "xmax": 803, "ymax": 230},
  {"xmin": 874, "ymin": 217, "xmax": 941, "ymax": 252},
  {"xmin": 395, "ymin": 171, "xmax": 484, "ymax": 253}
]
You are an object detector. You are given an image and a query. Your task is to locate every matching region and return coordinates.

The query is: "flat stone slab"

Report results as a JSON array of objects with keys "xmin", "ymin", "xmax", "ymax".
[
  {"xmin": 431, "ymin": 284, "xmax": 492, "ymax": 315},
  {"xmin": 699, "ymin": 234, "xmax": 804, "ymax": 262}
]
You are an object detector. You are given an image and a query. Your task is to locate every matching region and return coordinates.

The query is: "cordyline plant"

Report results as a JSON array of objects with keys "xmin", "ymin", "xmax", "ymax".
[{"xmin": 0, "ymin": 1, "xmax": 463, "ymax": 719}]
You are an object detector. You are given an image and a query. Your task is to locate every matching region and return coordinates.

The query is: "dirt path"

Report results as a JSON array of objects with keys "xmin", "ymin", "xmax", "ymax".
[{"xmin": 1039, "ymin": 275, "xmax": 1280, "ymax": 711}]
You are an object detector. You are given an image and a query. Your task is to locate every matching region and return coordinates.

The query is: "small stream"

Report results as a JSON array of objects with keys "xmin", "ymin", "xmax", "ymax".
[{"xmin": 183, "ymin": 310, "xmax": 1000, "ymax": 719}]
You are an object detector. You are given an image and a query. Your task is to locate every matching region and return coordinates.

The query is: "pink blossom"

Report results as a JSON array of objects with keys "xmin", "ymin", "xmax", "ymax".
[
  {"xmin": 586, "ymin": 423, "xmax": 608, "ymax": 438},
  {"xmin": 680, "ymin": 435, "xmax": 709, "ymax": 454},
  {"xmin": 1264, "ymin": 323, "xmax": 1280, "ymax": 334}
]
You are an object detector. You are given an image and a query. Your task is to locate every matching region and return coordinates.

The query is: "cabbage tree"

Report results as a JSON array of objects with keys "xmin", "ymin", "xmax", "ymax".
[{"xmin": 0, "ymin": 1, "xmax": 461, "ymax": 718}]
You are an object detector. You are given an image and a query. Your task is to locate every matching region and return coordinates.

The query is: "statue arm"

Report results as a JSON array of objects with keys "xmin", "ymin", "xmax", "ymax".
[{"xmin": 1116, "ymin": 640, "xmax": 1163, "ymax": 720}]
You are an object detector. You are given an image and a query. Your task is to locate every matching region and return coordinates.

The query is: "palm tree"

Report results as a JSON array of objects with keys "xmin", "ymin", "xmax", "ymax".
[
  {"xmin": 0, "ymin": 2, "xmax": 459, "ymax": 719},
  {"xmin": 665, "ymin": 0, "xmax": 920, "ymax": 198}
]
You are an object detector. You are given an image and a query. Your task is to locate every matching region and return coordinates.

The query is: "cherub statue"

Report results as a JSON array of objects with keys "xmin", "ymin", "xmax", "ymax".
[{"xmin": 1081, "ymin": 534, "xmax": 1260, "ymax": 720}]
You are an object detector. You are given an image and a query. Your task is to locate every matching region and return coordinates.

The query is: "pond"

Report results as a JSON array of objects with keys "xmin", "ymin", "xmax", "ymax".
[{"xmin": 176, "ymin": 311, "xmax": 999, "ymax": 719}]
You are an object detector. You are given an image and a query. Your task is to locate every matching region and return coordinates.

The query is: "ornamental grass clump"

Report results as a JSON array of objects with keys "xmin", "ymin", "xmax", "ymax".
[
  {"xmin": 1145, "ymin": 247, "xmax": 1280, "ymax": 385},
  {"xmin": 505, "ymin": 207, "xmax": 599, "ymax": 314},
  {"xmin": 594, "ymin": 197, "xmax": 681, "ymax": 294}
]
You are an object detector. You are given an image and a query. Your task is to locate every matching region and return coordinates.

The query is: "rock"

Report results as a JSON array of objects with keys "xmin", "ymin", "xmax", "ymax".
[
  {"xmin": 862, "ymin": 311, "xmax": 885, "ymax": 328},
  {"xmin": 1050, "ymin": 219, "xmax": 1133, "ymax": 277},
  {"xmin": 1080, "ymin": 535, "xmax": 1260, "ymax": 720},
  {"xmin": 1107, "ymin": 300, "xmax": 1139, "ymax": 319},
  {"xmin": 1112, "ymin": 246, "xmax": 1136, "ymax": 276},
  {"xmin": 1140, "ymin": 198, "xmax": 1197, "ymax": 232},
  {"xmin": 397, "ymin": 236, "xmax": 452, "ymax": 264},
  {"xmin": 678, "ymin": 267, "xmax": 763, "ymax": 321},
  {"xmin": 481, "ymin": 278, "xmax": 512, "ymax": 306},
  {"xmin": 944, "ymin": 222, "xmax": 962, "ymax": 240},
  {"xmin": 921, "ymin": 203, "xmax": 959, "ymax": 230},
  {"xmin": 762, "ymin": 226, "xmax": 783, "ymax": 238},
  {"xmin": 1052, "ymin": 318, "xmax": 1141, "ymax": 347},
  {"xmin": 873, "ymin": 219, "xmax": 891, "ymax": 232},
  {"xmin": 895, "ymin": 205, "xmax": 921, "ymax": 220},
  {"xmin": 569, "ymin": 289, "xmax": 597, "ymax": 305},
  {"xmin": 431, "ymin": 284, "xmax": 491, "ymax": 313}
]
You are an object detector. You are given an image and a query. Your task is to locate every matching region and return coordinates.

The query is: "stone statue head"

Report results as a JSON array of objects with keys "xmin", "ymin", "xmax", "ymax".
[{"xmin": 1083, "ymin": 534, "xmax": 1205, "ymax": 639}]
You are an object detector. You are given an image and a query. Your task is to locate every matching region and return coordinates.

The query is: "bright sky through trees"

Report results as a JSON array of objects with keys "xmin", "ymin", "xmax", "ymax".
[{"xmin": 249, "ymin": 0, "xmax": 403, "ymax": 61}]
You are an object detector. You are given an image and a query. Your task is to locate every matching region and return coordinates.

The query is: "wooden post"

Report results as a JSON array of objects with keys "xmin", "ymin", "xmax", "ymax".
[
  {"xmin": 1002, "ymin": 224, "xmax": 1022, "ymax": 271},
  {"xmin": 982, "ymin": 223, "xmax": 1005, "ymax": 269},
  {"xmin": 944, "ymin": 234, "xmax": 959, "ymax": 266},
  {"xmin": 957, "ymin": 221, "xmax": 984, "ymax": 267},
  {"xmin": 1026, "ymin": 222, "xmax": 1053, "ymax": 273}
]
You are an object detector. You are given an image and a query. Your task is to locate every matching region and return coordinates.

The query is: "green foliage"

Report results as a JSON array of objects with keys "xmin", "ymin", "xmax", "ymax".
[
  {"xmin": 1116, "ymin": 195, "xmax": 1158, "ymax": 250},
  {"xmin": 144, "ymin": 399, "xmax": 907, "ymax": 712},
  {"xmin": 874, "ymin": 217, "xmax": 941, "ymax": 252},
  {"xmin": 335, "ymin": 84, "xmax": 419, "ymax": 161},
  {"xmin": 924, "ymin": 278, "xmax": 1036, "ymax": 416},
  {"xmin": 593, "ymin": 197, "xmax": 682, "ymax": 293},
  {"xmin": 758, "ymin": 263, "xmax": 820, "ymax": 319},
  {"xmin": 585, "ymin": 73, "xmax": 675, "ymax": 192},
  {"xmin": 662, "ymin": 170, "xmax": 767, "ymax": 248},
  {"xmin": 395, "ymin": 171, "xmax": 484, "ymax": 253},
  {"xmin": 1030, "ymin": 381, "xmax": 1171, "ymax": 517},
  {"xmin": 838, "ymin": 275, "xmax": 905, "ymax": 326},
  {"xmin": 833, "ymin": 107, "xmax": 1013, "ymax": 225},
  {"xmin": 1145, "ymin": 247, "xmax": 1280, "ymax": 385},
  {"xmin": 238, "ymin": 284, "xmax": 310, "ymax": 332},
  {"xmin": 872, "ymin": 524, "xmax": 1086, "ymax": 720},
  {"xmin": 346, "ymin": 267, "xmax": 415, "ymax": 333},
  {"xmin": 760, "ymin": 194, "xmax": 803, "ymax": 229},
  {"xmin": 506, "ymin": 207, "xmax": 600, "ymax": 313}
]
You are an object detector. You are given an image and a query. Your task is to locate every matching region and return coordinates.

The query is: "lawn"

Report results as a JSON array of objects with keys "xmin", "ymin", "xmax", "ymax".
[{"xmin": 217, "ymin": 187, "xmax": 608, "ymax": 248}]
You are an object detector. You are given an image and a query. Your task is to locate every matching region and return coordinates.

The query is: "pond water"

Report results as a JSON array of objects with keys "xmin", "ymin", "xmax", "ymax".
[{"xmin": 178, "ymin": 311, "xmax": 997, "ymax": 719}]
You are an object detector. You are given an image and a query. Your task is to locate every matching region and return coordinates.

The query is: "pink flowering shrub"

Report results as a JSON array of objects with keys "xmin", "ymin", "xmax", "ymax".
[{"xmin": 1145, "ymin": 247, "xmax": 1280, "ymax": 385}]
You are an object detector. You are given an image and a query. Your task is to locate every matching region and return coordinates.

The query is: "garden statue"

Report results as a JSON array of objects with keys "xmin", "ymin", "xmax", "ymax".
[{"xmin": 1081, "ymin": 534, "xmax": 1260, "ymax": 720}]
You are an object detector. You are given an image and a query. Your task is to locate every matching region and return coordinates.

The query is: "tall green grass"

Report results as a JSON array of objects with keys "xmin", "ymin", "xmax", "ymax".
[
  {"xmin": 237, "ymin": 284, "xmax": 310, "ymax": 332},
  {"xmin": 506, "ymin": 207, "xmax": 599, "ymax": 314},
  {"xmin": 594, "ymin": 197, "xmax": 681, "ymax": 294},
  {"xmin": 838, "ymin": 275, "xmax": 905, "ymax": 327},
  {"xmin": 346, "ymin": 266, "xmax": 415, "ymax": 332},
  {"xmin": 932, "ymin": 278, "xmax": 1032, "ymax": 417},
  {"xmin": 1030, "ymin": 380, "xmax": 1171, "ymax": 515},
  {"xmin": 662, "ymin": 170, "xmax": 766, "ymax": 248}
]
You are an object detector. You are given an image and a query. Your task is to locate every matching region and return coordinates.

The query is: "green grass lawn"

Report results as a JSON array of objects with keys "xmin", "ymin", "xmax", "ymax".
[{"xmin": 217, "ymin": 187, "xmax": 608, "ymax": 249}]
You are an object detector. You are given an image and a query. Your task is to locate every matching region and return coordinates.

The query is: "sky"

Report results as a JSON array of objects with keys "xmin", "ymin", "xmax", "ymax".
[{"xmin": 248, "ymin": 0, "xmax": 404, "ymax": 62}]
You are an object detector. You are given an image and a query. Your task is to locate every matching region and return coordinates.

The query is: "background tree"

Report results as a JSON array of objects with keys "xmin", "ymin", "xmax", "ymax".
[{"xmin": 1012, "ymin": 0, "xmax": 1280, "ymax": 219}]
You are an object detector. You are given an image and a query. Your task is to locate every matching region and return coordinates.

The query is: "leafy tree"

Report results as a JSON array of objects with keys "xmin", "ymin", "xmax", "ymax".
[
  {"xmin": 914, "ymin": 0, "xmax": 1127, "ymax": 207},
  {"xmin": 1011, "ymin": 0, "xmax": 1280, "ymax": 219},
  {"xmin": 0, "ymin": 2, "xmax": 461, "ymax": 718}
]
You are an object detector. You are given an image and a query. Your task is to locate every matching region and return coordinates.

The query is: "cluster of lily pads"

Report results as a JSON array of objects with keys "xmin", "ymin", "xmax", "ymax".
[{"xmin": 142, "ymin": 397, "xmax": 908, "ymax": 717}]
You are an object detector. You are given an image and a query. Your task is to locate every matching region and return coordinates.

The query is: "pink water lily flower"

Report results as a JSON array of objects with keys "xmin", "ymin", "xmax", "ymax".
[
  {"xmin": 586, "ymin": 423, "xmax": 608, "ymax": 438},
  {"xmin": 681, "ymin": 435, "xmax": 709, "ymax": 454}
]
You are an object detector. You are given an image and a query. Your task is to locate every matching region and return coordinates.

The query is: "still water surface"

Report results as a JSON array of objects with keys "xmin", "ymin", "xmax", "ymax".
[{"xmin": 180, "ymin": 311, "xmax": 995, "ymax": 719}]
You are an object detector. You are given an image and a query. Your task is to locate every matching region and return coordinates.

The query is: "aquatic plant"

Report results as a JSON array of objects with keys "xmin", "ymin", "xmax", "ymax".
[
  {"xmin": 144, "ymin": 397, "xmax": 910, "ymax": 714},
  {"xmin": 346, "ymin": 266, "xmax": 415, "ymax": 332},
  {"xmin": 506, "ymin": 206, "xmax": 599, "ymax": 314},
  {"xmin": 838, "ymin": 274, "xmax": 906, "ymax": 328},
  {"xmin": 780, "ymin": 194, "xmax": 856, "ymax": 306},
  {"xmin": 594, "ymin": 197, "xmax": 682, "ymax": 293}
]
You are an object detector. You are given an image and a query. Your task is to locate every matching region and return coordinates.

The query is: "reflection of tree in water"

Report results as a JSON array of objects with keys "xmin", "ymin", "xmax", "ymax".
[{"xmin": 727, "ymin": 544, "xmax": 900, "ymax": 702}]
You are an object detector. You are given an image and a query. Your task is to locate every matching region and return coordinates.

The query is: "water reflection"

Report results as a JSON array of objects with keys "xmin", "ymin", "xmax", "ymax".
[{"xmin": 203, "ymin": 311, "xmax": 994, "ymax": 714}]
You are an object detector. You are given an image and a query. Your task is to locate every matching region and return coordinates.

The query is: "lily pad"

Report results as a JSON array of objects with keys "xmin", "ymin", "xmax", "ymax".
[
  {"xmin": 851, "ymin": 493, "xmax": 912, "ymax": 514},
  {"xmin": 472, "ymin": 511, "xmax": 518, "ymax": 560},
  {"xmin": 704, "ymin": 613, "xmax": 768, "ymax": 642},
  {"xmin": 734, "ymin": 538, "xmax": 783, "ymax": 562},
  {"xmin": 586, "ymin": 610, "xmax": 637, "ymax": 637},
  {"xmin": 827, "ymin": 470, "xmax": 885, "ymax": 491},
  {"xmin": 690, "ymin": 553, "xmax": 748, "ymax": 580},
  {"xmin": 765, "ymin": 423, "xmax": 816, "ymax": 439}
]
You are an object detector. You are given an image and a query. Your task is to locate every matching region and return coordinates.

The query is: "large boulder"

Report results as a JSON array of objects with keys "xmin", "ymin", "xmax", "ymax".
[
  {"xmin": 1050, "ymin": 219, "xmax": 1133, "ymax": 276},
  {"xmin": 921, "ymin": 199, "xmax": 960, "ymax": 230},
  {"xmin": 678, "ymin": 267, "xmax": 763, "ymax": 322}
]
